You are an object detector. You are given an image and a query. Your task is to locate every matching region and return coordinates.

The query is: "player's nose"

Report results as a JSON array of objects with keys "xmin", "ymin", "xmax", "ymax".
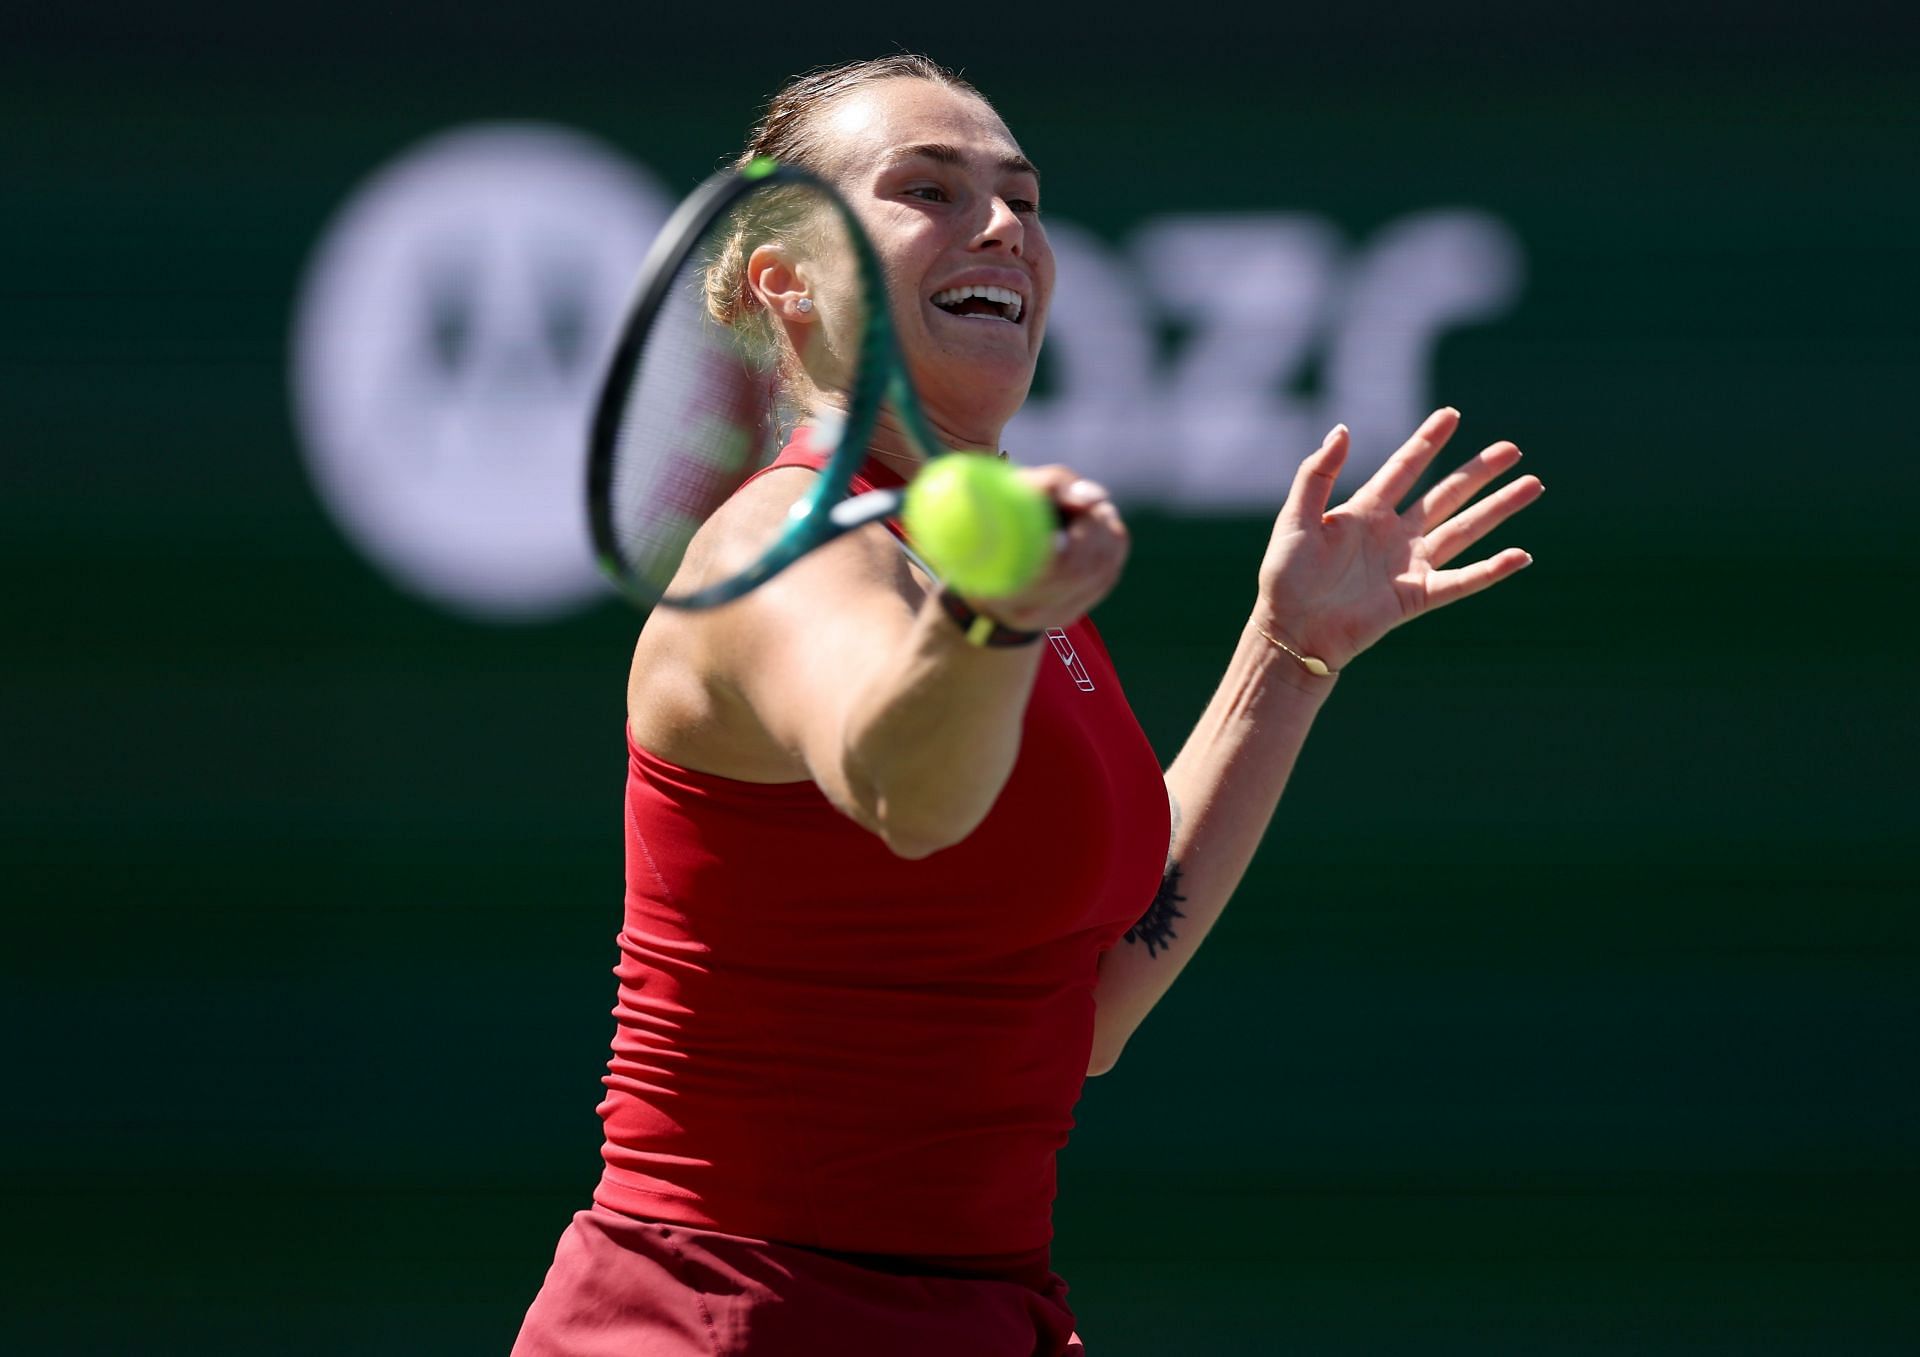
[{"xmin": 973, "ymin": 197, "xmax": 1024, "ymax": 257}]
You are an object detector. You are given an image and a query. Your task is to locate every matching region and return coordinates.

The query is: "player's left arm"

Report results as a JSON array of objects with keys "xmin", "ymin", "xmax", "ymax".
[{"xmin": 1087, "ymin": 410, "xmax": 1542, "ymax": 1074}]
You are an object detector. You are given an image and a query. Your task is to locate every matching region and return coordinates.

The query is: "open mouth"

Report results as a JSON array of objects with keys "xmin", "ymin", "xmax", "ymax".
[{"xmin": 930, "ymin": 284, "xmax": 1025, "ymax": 324}]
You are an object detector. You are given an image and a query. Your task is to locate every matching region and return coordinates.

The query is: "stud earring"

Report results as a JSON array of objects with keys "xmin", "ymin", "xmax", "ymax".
[{"xmin": 795, "ymin": 298, "xmax": 813, "ymax": 314}]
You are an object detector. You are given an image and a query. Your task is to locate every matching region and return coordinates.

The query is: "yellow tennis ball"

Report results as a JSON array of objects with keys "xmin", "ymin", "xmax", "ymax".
[{"xmin": 903, "ymin": 453, "xmax": 1054, "ymax": 598}]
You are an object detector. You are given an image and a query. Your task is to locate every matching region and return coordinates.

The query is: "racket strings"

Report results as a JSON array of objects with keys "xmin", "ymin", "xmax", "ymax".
[
  {"xmin": 607, "ymin": 268, "xmax": 787, "ymax": 599},
  {"xmin": 598, "ymin": 179, "xmax": 869, "ymax": 604}
]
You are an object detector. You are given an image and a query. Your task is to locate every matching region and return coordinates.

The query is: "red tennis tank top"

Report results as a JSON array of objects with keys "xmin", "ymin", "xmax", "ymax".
[{"xmin": 595, "ymin": 434, "xmax": 1170, "ymax": 1265}]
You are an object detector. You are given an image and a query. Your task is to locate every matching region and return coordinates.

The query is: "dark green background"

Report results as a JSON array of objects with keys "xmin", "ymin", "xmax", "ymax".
[{"xmin": 7, "ymin": 4, "xmax": 1915, "ymax": 1352}]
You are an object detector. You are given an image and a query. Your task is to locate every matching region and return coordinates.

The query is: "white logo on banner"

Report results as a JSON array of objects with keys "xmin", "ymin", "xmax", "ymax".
[
  {"xmin": 290, "ymin": 123, "xmax": 1522, "ymax": 623},
  {"xmin": 1007, "ymin": 213, "xmax": 1525, "ymax": 506},
  {"xmin": 291, "ymin": 124, "xmax": 669, "ymax": 621}
]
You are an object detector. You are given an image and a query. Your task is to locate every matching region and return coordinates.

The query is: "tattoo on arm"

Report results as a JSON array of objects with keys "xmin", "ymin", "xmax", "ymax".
[
  {"xmin": 1124, "ymin": 789, "xmax": 1185, "ymax": 958},
  {"xmin": 1124, "ymin": 862, "xmax": 1187, "ymax": 958}
]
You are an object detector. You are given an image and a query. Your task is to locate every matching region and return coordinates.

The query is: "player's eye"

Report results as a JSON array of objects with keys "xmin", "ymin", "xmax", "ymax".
[
  {"xmin": 905, "ymin": 185, "xmax": 950, "ymax": 203},
  {"xmin": 1007, "ymin": 199, "xmax": 1040, "ymax": 215}
]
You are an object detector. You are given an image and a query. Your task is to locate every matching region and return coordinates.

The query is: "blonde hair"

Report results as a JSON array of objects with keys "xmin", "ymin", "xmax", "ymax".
[{"xmin": 704, "ymin": 55, "xmax": 988, "ymax": 341}]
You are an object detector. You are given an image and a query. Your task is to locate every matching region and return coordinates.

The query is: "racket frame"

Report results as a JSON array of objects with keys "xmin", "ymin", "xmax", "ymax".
[{"xmin": 587, "ymin": 159, "xmax": 944, "ymax": 610}]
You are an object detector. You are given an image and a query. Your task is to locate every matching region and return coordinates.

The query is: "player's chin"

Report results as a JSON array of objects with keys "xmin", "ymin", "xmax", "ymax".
[
  {"xmin": 945, "ymin": 353, "xmax": 1039, "ymax": 410},
  {"xmin": 930, "ymin": 321, "xmax": 1040, "ymax": 375}
]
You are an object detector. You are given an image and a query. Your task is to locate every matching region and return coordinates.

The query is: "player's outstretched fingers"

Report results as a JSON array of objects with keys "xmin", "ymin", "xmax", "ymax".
[
  {"xmin": 1424, "ymin": 475, "xmax": 1544, "ymax": 567},
  {"xmin": 1427, "ymin": 547, "xmax": 1534, "ymax": 610},
  {"xmin": 1413, "ymin": 441, "xmax": 1522, "ymax": 532},
  {"xmin": 1282, "ymin": 424, "xmax": 1350, "ymax": 527},
  {"xmin": 1351, "ymin": 407, "xmax": 1460, "ymax": 513}
]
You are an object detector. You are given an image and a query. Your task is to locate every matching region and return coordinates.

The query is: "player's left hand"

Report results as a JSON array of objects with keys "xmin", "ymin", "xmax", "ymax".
[{"xmin": 1254, "ymin": 408, "xmax": 1542, "ymax": 672}]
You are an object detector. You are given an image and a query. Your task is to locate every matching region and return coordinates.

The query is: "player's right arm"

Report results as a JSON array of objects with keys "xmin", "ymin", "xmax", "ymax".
[{"xmin": 635, "ymin": 467, "xmax": 1126, "ymax": 858}]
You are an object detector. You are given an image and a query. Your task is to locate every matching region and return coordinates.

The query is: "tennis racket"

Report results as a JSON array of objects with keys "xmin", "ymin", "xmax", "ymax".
[{"xmin": 586, "ymin": 157, "xmax": 1049, "ymax": 611}]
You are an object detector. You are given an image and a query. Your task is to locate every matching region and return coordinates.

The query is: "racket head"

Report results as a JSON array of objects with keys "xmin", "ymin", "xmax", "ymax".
[{"xmin": 587, "ymin": 161, "xmax": 915, "ymax": 611}]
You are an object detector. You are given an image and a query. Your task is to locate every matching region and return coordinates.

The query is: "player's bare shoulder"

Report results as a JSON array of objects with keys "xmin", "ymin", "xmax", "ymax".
[
  {"xmin": 625, "ymin": 468, "xmax": 809, "ymax": 765},
  {"xmin": 627, "ymin": 466, "xmax": 916, "ymax": 778}
]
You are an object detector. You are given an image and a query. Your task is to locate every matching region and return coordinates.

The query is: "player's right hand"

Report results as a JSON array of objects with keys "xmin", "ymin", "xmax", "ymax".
[{"xmin": 973, "ymin": 465, "xmax": 1128, "ymax": 632}]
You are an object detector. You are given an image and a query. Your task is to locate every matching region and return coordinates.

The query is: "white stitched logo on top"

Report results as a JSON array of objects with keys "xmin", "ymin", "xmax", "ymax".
[{"xmin": 1048, "ymin": 629, "xmax": 1095, "ymax": 691}]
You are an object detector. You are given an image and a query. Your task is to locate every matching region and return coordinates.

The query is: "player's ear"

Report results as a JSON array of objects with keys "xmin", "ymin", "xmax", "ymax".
[{"xmin": 747, "ymin": 244, "xmax": 813, "ymax": 322}]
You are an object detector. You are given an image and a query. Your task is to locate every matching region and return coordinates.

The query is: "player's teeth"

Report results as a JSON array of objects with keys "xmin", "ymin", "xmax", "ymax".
[{"xmin": 931, "ymin": 284, "xmax": 1024, "ymax": 321}]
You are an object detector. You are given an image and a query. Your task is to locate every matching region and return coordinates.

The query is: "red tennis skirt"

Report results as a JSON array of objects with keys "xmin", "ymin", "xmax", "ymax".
[{"xmin": 511, "ymin": 1206, "xmax": 1086, "ymax": 1356}]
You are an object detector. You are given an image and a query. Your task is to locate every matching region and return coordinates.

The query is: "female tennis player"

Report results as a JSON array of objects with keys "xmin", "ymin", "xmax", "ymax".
[{"xmin": 513, "ymin": 55, "xmax": 1540, "ymax": 1356}]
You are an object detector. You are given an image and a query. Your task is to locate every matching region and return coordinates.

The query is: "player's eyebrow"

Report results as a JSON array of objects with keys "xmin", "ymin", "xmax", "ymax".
[{"xmin": 883, "ymin": 142, "xmax": 1041, "ymax": 188}]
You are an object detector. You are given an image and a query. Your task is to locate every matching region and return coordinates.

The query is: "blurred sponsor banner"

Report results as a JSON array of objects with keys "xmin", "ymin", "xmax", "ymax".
[{"xmin": 292, "ymin": 122, "xmax": 1521, "ymax": 622}]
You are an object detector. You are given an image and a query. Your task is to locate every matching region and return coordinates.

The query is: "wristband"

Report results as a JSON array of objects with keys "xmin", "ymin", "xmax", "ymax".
[{"xmin": 936, "ymin": 590, "xmax": 1044, "ymax": 648}]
